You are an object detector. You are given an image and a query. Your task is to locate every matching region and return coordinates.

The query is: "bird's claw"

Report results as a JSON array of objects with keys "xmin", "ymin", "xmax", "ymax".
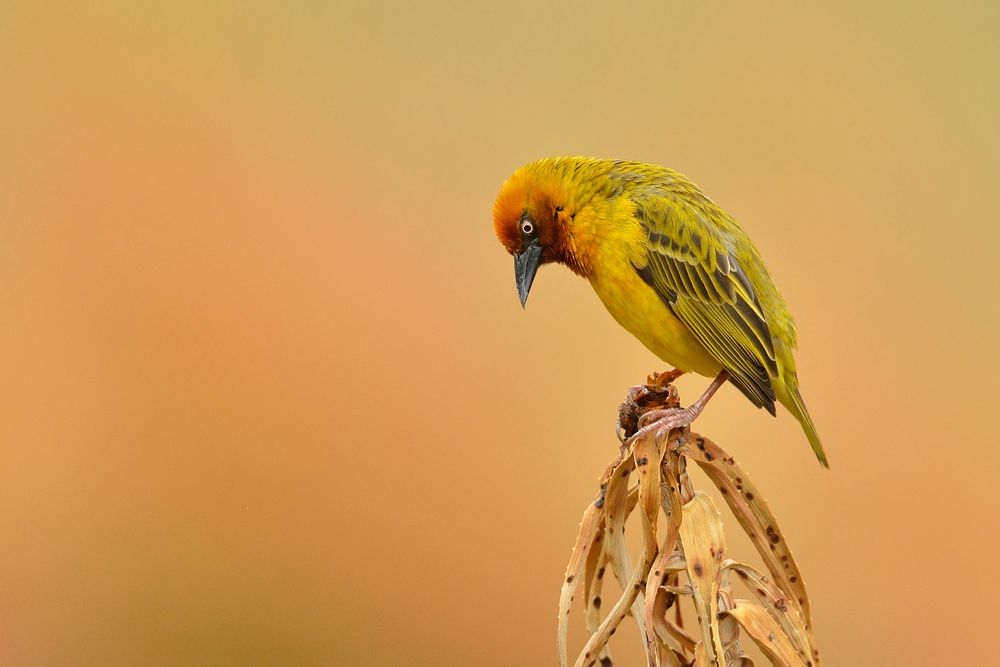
[{"xmin": 627, "ymin": 406, "xmax": 696, "ymax": 447}]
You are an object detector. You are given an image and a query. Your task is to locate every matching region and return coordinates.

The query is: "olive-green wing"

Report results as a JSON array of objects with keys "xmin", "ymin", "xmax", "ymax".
[{"xmin": 632, "ymin": 191, "xmax": 778, "ymax": 413}]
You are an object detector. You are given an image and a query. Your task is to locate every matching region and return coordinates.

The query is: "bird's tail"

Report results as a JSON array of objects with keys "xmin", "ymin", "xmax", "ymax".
[{"xmin": 779, "ymin": 379, "xmax": 829, "ymax": 468}]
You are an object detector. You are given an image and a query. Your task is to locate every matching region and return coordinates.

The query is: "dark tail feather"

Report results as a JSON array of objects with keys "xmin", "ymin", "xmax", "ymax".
[{"xmin": 786, "ymin": 382, "xmax": 829, "ymax": 468}]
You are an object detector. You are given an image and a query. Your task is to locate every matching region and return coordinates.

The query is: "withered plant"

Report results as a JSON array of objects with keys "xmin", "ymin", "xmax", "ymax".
[{"xmin": 559, "ymin": 372, "xmax": 820, "ymax": 667}]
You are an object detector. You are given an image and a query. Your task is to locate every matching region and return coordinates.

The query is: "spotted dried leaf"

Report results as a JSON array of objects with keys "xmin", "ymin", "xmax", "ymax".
[{"xmin": 725, "ymin": 600, "xmax": 806, "ymax": 667}]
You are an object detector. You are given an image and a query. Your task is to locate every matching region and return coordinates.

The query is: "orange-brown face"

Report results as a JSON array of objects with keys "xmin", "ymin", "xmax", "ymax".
[{"xmin": 493, "ymin": 173, "xmax": 570, "ymax": 307}]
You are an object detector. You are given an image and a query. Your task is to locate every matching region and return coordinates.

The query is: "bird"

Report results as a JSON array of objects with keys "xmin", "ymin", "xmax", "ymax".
[{"xmin": 493, "ymin": 157, "xmax": 828, "ymax": 467}]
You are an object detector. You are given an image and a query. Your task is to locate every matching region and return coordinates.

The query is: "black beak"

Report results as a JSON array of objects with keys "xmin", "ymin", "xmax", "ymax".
[{"xmin": 514, "ymin": 239, "xmax": 543, "ymax": 308}]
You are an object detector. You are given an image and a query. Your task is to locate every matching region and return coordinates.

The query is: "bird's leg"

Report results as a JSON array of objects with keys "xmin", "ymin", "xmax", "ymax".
[{"xmin": 627, "ymin": 371, "xmax": 729, "ymax": 445}]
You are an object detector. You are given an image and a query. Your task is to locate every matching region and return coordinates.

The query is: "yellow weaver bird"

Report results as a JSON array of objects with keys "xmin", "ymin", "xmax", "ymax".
[{"xmin": 493, "ymin": 157, "xmax": 828, "ymax": 467}]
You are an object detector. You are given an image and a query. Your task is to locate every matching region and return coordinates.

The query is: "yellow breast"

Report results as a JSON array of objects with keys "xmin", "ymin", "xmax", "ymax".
[{"xmin": 589, "ymin": 260, "xmax": 723, "ymax": 377}]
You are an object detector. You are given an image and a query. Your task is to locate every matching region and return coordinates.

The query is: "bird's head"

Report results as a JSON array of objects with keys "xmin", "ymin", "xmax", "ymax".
[{"xmin": 493, "ymin": 161, "xmax": 581, "ymax": 307}]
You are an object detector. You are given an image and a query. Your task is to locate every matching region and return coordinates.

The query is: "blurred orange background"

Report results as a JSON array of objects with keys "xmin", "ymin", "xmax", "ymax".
[{"xmin": 2, "ymin": 2, "xmax": 998, "ymax": 664}]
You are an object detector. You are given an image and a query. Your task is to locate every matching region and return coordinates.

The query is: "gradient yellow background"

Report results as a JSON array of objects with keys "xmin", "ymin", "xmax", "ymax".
[{"xmin": 2, "ymin": 2, "xmax": 998, "ymax": 665}]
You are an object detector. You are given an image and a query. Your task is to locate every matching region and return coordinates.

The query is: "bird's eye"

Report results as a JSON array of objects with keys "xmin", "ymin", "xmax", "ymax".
[{"xmin": 521, "ymin": 219, "xmax": 534, "ymax": 235}]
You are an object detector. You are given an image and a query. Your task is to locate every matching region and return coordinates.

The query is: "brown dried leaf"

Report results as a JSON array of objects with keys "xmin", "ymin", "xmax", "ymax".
[
  {"xmin": 649, "ymin": 585, "xmax": 697, "ymax": 658},
  {"xmin": 725, "ymin": 600, "xmax": 806, "ymax": 667},
  {"xmin": 601, "ymin": 453, "xmax": 648, "ymax": 656},
  {"xmin": 694, "ymin": 642, "xmax": 711, "ymax": 667},
  {"xmin": 572, "ymin": 543, "xmax": 646, "ymax": 667},
  {"xmin": 559, "ymin": 499, "xmax": 605, "ymax": 667},
  {"xmin": 574, "ymin": 436, "xmax": 662, "ymax": 667},
  {"xmin": 725, "ymin": 561, "xmax": 813, "ymax": 666},
  {"xmin": 678, "ymin": 491, "xmax": 728, "ymax": 665},
  {"xmin": 634, "ymin": 434, "xmax": 666, "ymax": 664},
  {"xmin": 681, "ymin": 434, "xmax": 813, "ymax": 632},
  {"xmin": 584, "ymin": 542, "xmax": 611, "ymax": 666},
  {"xmin": 644, "ymin": 449, "xmax": 684, "ymax": 667},
  {"xmin": 716, "ymin": 569, "xmax": 746, "ymax": 663}
]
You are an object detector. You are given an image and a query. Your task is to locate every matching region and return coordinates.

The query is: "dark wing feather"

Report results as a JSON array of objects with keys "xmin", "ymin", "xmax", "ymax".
[{"xmin": 633, "ymin": 191, "xmax": 778, "ymax": 413}]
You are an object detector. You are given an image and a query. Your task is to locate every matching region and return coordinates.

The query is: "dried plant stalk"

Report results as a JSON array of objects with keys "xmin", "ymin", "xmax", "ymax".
[{"xmin": 559, "ymin": 373, "xmax": 821, "ymax": 667}]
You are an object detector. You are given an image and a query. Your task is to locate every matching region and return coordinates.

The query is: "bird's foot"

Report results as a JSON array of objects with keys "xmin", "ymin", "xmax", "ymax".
[
  {"xmin": 617, "ymin": 378, "xmax": 682, "ymax": 444},
  {"xmin": 625, "ymin": 370, "xmax": 730, "ymax": 447},
  {"xmin": 627, "ymin": 406, "xmax": 698, "ymax": 446}
]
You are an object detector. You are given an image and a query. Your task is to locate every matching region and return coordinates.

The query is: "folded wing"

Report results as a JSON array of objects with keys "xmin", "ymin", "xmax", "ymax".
[{"xmin": 632, "ymin": 191, "xmax": 778, "ymax": 413}]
